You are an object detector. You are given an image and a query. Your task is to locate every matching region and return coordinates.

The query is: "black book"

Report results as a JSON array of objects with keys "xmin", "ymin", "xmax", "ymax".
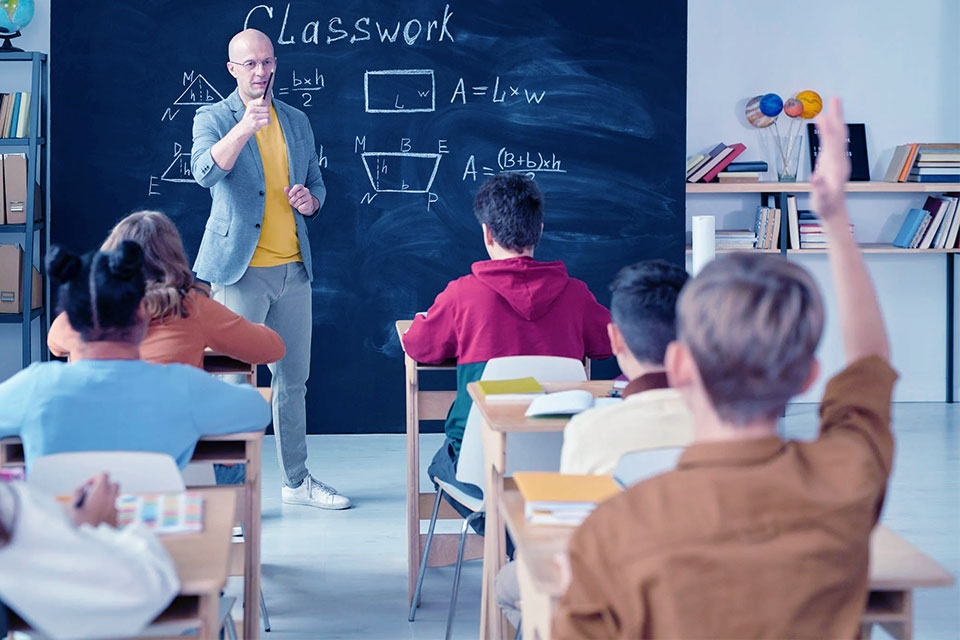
[{"xmin": 807, "ymin": 122, "xmax": 870, "ymax": 181}]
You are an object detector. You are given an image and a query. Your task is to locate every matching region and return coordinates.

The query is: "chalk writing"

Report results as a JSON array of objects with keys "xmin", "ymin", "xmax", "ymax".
[
  {"xmin": 462, "ymin": 147, "xmax": 566, "ymax": 181},
  {"xmin": 276, "ymin": 67, "xmax": 324, "ymax": 108},
  {"xmin": 364, "ymin": 69, "xmax": 435, "ymax": 113},
  {"xmin": 451, "ymin": 76, "xmax": 545, "ymax": 105}
]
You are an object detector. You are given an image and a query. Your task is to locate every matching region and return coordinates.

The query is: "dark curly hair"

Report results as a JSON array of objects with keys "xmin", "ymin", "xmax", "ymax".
[
  {"xmin": 473, "ymin": 174, "xmax": 544, "ymax": 251},
  {"xmin": 610, "ymin": 260, "xmax": 689, "ymax": 364},
  {"xmin": 47, "ymin": 241, "xmax": 147, "ymax": 343}
]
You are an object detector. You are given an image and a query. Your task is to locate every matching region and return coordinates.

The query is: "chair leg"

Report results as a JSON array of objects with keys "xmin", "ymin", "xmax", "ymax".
[
  {"xmin": 225, "ymin": 612, "xmax": 238, "ymax": 640},
  {"xmin": 260, "ymin": 587, "xmax": 271, "ymax": 632},
  {"xmin": 408, "ymin": 487, "xmax": 444, "ymax": 622},
  {"xmin": 445, "ymin": 510, "xmax": 483, "ymax": 640}
]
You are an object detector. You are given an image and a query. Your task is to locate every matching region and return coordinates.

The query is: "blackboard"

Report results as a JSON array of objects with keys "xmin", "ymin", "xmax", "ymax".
[{"xmin": 51, "ymin": 1, "xmax": 686, "ymax": 434}]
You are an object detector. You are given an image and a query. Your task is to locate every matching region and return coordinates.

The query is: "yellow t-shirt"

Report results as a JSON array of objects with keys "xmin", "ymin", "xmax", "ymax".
[{"xmin": 249, "ymin": 105, "xmax": 302, "ymax": 267}]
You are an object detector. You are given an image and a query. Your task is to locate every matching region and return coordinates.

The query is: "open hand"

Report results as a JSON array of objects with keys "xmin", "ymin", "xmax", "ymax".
[
  {"xmin": 810, "ymin": 97, "xmax": 851, "ymax": 224},
  {"xmin": 285, "ymin": 184, "xmax": 317, "ymax": 215},
  {"xmin": 69, "ymin": 473, "xmax": 119, "ymax": 528}
]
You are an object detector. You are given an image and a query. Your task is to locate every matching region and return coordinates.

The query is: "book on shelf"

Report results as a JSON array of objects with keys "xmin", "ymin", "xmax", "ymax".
[
  {"xmin": 907, "ymin": 174, "xmax": 960, "ymax": 183},
  {"xmin": 893, "ymin": 209, "xmax": 930, "ymax": 248},
  {"xmin": 883, "ymin": 143, "xmax": 960, "ymax": 183},
  {"xmin": 513, "ymin": 471, "xmax": 622, "ymax": 526},
  {"xmin": 918, "ymin": 196, "xmax": 950, "ymax": 249},
  {"xmin": 786, "ymin": 195, "xmax": 800, "ymax": 249},
  {"xmin": 724, "ymin": 161, "xmax": 768, "ymax": 173},
  {"xmin": 944, "ymin": 197, "xmax": 960, "ymax": 249},
  {"xmin": 808, "ymin": 123, "xmax": 870, "ymax": 181},
  {"xmin": 883, "ymin": 145, "xmax": 914, "ymax": 182},
  {"xmin": 688, "ymin": 143, "xmax": 746, "ymax": 183},
  {"xmin": 715, "ymin": 229, "xmax": 757, "ymax": 250},
  {"xmin": 686, "ymin": 153, "xmax": 707, "ymax": 173},
  {"xmin": 754, "ymin": 206, "xmax": 781, "ymax": 250},
  {"xmin": 0, "ymin": 93, "xmax": 31, "ymax": 139},
  {"xmin": 476, "ymin": 377, "xmax": 545, "ymax": 402},
  {"xmin": 717, "ymin": 171, "xmax": 760, "ymax": 183},
  {"xmin": 686, "ymin": 143, "xmax": 726, "ymax": 181},
  {"xmin": 932, "ymin": 197, "xmax": 957, "ymax": 249}
]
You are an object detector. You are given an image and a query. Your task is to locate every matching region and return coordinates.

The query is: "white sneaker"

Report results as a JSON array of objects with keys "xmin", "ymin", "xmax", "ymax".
[{"xmin": 281, "ymin": 475, "xmax": 352, "ymax": 510}]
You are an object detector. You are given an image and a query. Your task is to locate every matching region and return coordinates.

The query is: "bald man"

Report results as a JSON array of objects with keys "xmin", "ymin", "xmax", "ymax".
[{"xmin": 191, "ymin": 29, "xmax": 351, "ymax": 509}]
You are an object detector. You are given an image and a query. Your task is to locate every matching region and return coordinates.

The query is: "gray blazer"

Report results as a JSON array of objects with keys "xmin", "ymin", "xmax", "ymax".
[{"xmin": 190, "ymin": 89, "xmax": 326, "ymax": 285}]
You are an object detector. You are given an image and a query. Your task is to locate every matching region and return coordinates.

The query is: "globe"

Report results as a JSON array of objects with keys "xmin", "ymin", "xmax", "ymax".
[{"xmin": 0, "ymin": 0, "xmax": 34, "ymax": 50}]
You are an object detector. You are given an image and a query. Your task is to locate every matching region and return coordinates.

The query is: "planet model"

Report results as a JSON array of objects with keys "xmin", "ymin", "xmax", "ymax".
[
  {"xmin": 746, "ymin": 95, "xmax": 776, "ymax": 127},
  {"xmin": 796, "ymin": 90, "xmax": 823, "ymax": 119},
  {"xmin": 783, "ymin": 98, "xmax": 804, "ymax": 118},
  {"xmin": 759, "ymin": 93, "xmax": 783, "ymax": 117}
]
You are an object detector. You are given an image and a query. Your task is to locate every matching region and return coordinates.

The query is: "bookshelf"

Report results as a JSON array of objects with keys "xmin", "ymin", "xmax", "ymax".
[
  {"xmin": 0, "ymin": 52, "xmax": 49, "ymax": 369},
  {"xmin": 686, "ymin": 181, "xmax": 957, "ymax": 402}
]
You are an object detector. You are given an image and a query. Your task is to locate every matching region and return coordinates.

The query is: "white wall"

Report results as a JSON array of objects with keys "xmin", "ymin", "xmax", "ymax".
[
  {"xmin": 687, "ymin": 0, "xmax": 960, "ymax": 402},
  {"xmin": 0, "ymin": 0, "xmax": 50, "ymax": 380}
]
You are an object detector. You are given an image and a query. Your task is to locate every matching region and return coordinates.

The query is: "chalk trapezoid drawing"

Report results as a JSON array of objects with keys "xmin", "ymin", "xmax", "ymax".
[
  {"xmin": 161, "ymin": 152, "xmax": 193, "ymax": 183},
  {"xmin": 364, "ymin": 70, "xmax": 436, "ymax": 114},
  {"xmin": 174, "ymin": 75, "xmax": 225, "ymax": 106},
  {"xmin": 360, "ymin": 152, "xmax": 442, "ymax": 194}
]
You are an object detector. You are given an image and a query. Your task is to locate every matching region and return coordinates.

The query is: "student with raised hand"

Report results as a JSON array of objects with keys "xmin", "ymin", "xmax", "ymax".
[
  {"xmin": 48, "ymin": 210, "xmax": 285, "ymax": 369},
  {"xmin": 401, "ymin": 174, "xmax": 613, "ymax": 529},
  {"xmin": 0, "ymin": 241, "xmax": 271, "ymax": 472},
  {"xmin": 0, "ymin": 473, "xmax": 179, "ymax": 640},
  {"xmin": 553, "ymin": 98, "xmax": 896, "ymax": 639}
]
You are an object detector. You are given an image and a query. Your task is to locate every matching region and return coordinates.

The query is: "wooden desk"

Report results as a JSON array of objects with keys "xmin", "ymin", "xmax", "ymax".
[
  {"xmin": 468, "ymin": 380, "xmax": 614, "ymax": 640},
  {"xmin": 8, "ymin": 488, "xmax": 237, "ymax": 640},
  {"xmin": 203, "ymin": 349, "xmax": 256, "ymax": 384},
  {"xmin": 0, "ymin": 433, "xmax": 264, "ymax": 640},
  {"xmin": 395, "ymin": 320, "xmax": 472, "ymax": 599},
  {"xmin": 500, "ymin": 490, "xmax": 955, "ymax": 640}
]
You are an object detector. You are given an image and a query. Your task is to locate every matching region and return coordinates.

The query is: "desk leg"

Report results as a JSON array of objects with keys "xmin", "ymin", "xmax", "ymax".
[
  {"xmin": 199, "ymin": 592, "xmax": 217, "ymax": 640},
  {"xmin": 879, "ymin": 590, "xmax": 912, "ymax": 640},
  {"xmin": 405, "ymin": 356, "xmax": 421, "ymax": 599},
  {"xmin": 481, "ymin": 426, "xmax": 507, "ymax": 640},
  {"xmin": 243, "ymin": 438, "xmax": 262, "ymax": 640}
]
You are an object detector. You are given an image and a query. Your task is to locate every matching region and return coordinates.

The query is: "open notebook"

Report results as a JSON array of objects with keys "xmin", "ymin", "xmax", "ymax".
[
  {"xmin": 115, "ymin": 492, "xmax": 204, "ymax": 534},
  {"xmin": 524, "ymin": 389, "xmax": 621, "ymax": 417}
]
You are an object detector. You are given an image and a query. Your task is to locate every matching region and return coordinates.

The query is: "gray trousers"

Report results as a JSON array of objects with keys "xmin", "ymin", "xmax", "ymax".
[{"xmin": 212, "ymin": 262, "xmax": 312, "ymax": 488}]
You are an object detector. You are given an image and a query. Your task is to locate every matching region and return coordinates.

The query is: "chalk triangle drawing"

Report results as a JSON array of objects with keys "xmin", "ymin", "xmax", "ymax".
[
  {"xmin": 174, "ymin": 75, "xmax": 224, "ymax": 106},
  {"xmin": 161, "ymin": 152, "xmax": 194, "ymax": 183}
]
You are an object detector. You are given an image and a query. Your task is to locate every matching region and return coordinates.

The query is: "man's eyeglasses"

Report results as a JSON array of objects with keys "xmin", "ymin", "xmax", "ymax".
[{"xmin": 229, "ymin": 57, "xmax": 277, "ymax": 71}]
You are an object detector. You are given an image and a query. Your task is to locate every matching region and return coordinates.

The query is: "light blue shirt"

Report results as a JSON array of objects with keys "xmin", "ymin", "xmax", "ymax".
[{"xmin": 0, "ymin": 359, "xmax": 271, "ymax": 472}]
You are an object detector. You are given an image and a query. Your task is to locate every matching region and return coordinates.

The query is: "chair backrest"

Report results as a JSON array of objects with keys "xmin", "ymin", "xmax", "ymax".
[
  {"xmin": 27, "ymin": 451, "xmax": 186, "ymax": 495},
  {"xmin": 456, "ymin": 356, "xmax": 588, "ymax": 491},
  {"xmin": 613, "ymin": 446, "xmax": 685, "ymax": 487}
]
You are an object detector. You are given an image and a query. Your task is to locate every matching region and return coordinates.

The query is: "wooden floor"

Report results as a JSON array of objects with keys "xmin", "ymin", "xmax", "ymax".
[{"xmin": 224, "ymin": 402, "xmax": 958, "ymax": 639}]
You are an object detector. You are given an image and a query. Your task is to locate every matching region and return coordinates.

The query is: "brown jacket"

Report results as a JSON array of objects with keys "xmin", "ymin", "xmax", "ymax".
[
  {"xmin": 553, "ymin": 356, "xmax": 897, "ymax": 639},
  {"xmin": 48, "ymin": 290, "xmax": 285, "ymax": 369}
]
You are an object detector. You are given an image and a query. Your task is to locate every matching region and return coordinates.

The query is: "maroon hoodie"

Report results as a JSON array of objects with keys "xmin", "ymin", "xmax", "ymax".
[{"xmin": 403, "ymin": 256, "xmax": 613, "ymax": 365}]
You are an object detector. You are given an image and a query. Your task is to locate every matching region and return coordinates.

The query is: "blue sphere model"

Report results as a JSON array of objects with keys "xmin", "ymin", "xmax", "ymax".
[{"xmin": 759, "ymin": 93, "xmax": 783, "ymax": 118}]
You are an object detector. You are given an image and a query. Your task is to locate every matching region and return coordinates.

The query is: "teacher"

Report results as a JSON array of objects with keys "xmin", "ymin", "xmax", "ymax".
[{"xmin": 191, "ymin": 28, "xmax": 351, "ymax": 510}]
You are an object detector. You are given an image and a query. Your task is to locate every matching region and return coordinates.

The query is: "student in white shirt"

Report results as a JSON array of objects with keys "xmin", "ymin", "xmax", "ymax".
[
  {"xmin": 560, "ymin": 259, "xmax": 694, "ymax": 475},
  {"xmin": 497, "ymin": 260, "xmax": 694, "ymax": 629},
  {"xmin": 0, "ymin": 473, "xmax": 179, "ymax": 640}
]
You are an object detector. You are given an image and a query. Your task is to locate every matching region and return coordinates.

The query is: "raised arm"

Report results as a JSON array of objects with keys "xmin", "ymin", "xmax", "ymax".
[
  {"xmin": 191, "ymin": 97, "xmax": 270, "ymax": 189},
  {"xmin": 810, "ymin": 98, "xmax": 890, "ymax": 363}
]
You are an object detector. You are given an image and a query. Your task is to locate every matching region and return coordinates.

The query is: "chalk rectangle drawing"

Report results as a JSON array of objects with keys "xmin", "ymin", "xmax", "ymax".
[
  {"xmin": 361, "ymin": 152, "xmax": 442, "ymax": 193},
  {"xmin": 364, "ymin": 70, "xmax": 435, "ymax": 113}
]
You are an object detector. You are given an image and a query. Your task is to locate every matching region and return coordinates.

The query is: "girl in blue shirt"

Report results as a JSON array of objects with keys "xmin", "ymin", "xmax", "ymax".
[{"xmin": 0, "ymin": 242, "xmax": 271, "ymax": 472}]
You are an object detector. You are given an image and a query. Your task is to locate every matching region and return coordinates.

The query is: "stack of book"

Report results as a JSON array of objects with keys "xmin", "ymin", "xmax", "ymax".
[
  {"xmin": 796, "ymin": 210, "xmax": 855, "ymax": 249},
  {"xmin": 892, "ymin": 195, "xmax": 960, "ymax": 249},
  {"xmin": 0, "ymin": 93, "xmax": 31, "ymax": 139},
  {"xmin": 716, "ymin": 161, "xmax": 768, "ymax": 183},
  {"xmin": 754, "ymin": 205, "xmax": 781, "ymax": 249},
  {"xmin": 513, "ymin": 471, "xmax": 621, "ymax": 526},
  {"xmin": 883, "ymin": 143, "xmax": 960, "ymax": 183},
  {"xmin": 686, "ymin": 142, "xmax": 747, "ymax": 183},
  {"xmin": 715, "ymin": 230, "xmax": 757, "ymax": 250}
]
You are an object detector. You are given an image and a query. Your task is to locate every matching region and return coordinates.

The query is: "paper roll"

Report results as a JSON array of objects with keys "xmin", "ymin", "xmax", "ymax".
[{"xmin": 691, "ymin": 216, "xmax": 716, "ymax": 276}]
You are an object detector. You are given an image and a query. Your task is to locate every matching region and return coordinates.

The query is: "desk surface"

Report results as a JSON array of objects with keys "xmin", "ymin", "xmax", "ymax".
[
  {"xmin": 501, "ymin": 489, "xmax": 955, "ymax": 598},
  {"xmin": 468, "ymin": 381, "xmax": 616, "ymax": 433},
  {"xmin": 164, "ymin": 487, "xmax": 237, "ymax": 596}
]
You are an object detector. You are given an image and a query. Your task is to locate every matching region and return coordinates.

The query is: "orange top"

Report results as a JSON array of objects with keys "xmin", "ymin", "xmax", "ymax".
[
  {"xmin": 553, "ymin": 356, "xmax": 898, "ymax": 639},
  {"xmin": 48, "ymin": 290, "xmax": 285, "ymax": 369}
]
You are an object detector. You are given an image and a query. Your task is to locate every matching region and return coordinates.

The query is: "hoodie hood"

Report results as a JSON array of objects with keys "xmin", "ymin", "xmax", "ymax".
[{"xmin": 471, "ymin": 256, "xmax": 571, "ymax": 321}]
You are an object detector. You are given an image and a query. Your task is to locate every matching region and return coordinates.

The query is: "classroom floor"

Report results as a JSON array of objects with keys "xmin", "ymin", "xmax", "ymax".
[{"xmin": 226, "ymin": 402, "xmax": 959, "ymax": 640}]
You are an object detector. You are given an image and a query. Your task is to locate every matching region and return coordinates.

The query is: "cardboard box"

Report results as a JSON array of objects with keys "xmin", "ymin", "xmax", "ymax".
[
  {"xmin": 2, "ymin": 154, "xmax": 42, "ymax": 225},
  {"xmin": 0, "ymin": 244, "xmax": 42, "ymax": 314}
]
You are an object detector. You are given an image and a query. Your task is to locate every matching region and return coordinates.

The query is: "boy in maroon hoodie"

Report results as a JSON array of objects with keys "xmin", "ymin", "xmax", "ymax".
[{"xmin": 402, "ymin": 174, "xmax": 613, "ymax": 528}]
